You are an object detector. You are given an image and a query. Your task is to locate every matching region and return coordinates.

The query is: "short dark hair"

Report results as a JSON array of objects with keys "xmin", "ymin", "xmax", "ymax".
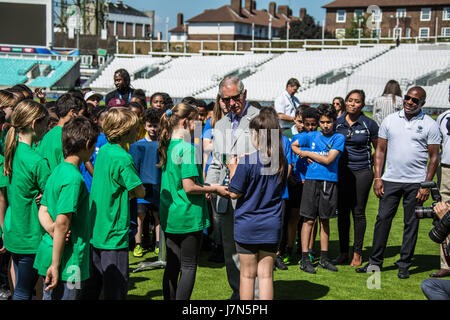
[
  {"xmin": 197, "ymin": 99, "xmax": 207, "ymax": 109},
  {"xmin": 12, "ymin": 84, "xmax": 33, "ymax": 96},
  {"xmin": 62, "ymin": 116, "xmax": 100, "ymax": 158},
  {"xmin": 302, "ymin": 107, "xmax": 319, "ymax": 121},
  {"xmin": 181, "ymin": 96, "xmax": 198, "ymax": 108},
  {"xmin": 286, "ymin": 78, "xmax": 300, "ymax": 88},
  {"xmin": 317, "ymin": 104, "xmax": 337, "ymax": 121},
  {"xmin": 114, "ymin": 69, "xmax": 130, "ymax": 87},
  {"xmin": 92, "ymin": 106, "xmax": 108, "ymax": 120},
  {"xmin": 143, "ymin": 107, "xmax": 164, "ymax": 124},
  {"xmin": 132, "ymin": 89, "xmax": 147, "ymax": 107},
  {"xmin": 295, "ymin": 104, "xmax": 310, "ymax": 117},
  {"xmin": 67, "ymin": 89, "xmax": 84, "ymax": 101},
  {"xmin": 56, "ymin": 93, "xmax": 84, "ymax": 118},
  {"xmin": 128, "ymin": 101, "xmax": 144, "ymax": 112}
]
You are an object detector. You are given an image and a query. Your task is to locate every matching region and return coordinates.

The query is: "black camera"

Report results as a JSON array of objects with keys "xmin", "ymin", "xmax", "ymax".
[{"xmin": 415, "ymin": 181, "xmax": 442, "ymax": 219}]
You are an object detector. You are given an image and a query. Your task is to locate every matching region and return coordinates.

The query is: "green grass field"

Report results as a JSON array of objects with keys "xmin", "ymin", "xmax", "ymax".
[{"xmin": 127, "ymin": 189, "xmax": 440, "ymax": 300}]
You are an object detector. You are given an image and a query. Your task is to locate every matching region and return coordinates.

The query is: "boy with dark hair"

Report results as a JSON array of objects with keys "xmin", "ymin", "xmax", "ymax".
[
  {"xmin": 33, "ymin": 116, "xmax": 100, "ymax": 300},
  {"xmin": 292, "ymin": 104, "xmax": 345, "ymax": 274},
  {"xmin": 129, "ymin": 107, "xmax": 164, "ymax": 257},
  {"xmin": 38, "ymin": 94, "xmax": 85, "ymax": 170}
]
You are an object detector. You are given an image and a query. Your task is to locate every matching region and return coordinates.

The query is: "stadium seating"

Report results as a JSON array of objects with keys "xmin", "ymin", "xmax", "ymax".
[{"xmin": 0, "ymin": 57, "xmax": 76, "ymax": 88}]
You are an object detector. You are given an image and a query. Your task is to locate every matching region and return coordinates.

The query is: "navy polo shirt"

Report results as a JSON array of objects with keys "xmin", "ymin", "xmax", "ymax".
[
  {"xmin": 228, "ymin": 151, "xmax": 288, "ymax": 245},
  {"xmin": 335, "ymin": 113, "xmax": 379, "ymax": 171}
]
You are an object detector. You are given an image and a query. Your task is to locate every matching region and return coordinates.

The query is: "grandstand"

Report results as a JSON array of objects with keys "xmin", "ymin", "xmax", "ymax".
[
  {"xmin": 88, "ymin": 43, "xmax": 449, "ymax": 110},
  {"xmin": 0, "ymin": 54, "xmax": 80, "ymax": 90}
]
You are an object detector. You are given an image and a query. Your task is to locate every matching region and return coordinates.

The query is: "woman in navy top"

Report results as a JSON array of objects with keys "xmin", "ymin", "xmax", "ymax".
[
  {"xmin": 333, "ymin": 89, "xmax": 379, "ymax": 267},
  {"xmin": 228, "ymin": 110, "xmax": 288, "ymax": 300}
]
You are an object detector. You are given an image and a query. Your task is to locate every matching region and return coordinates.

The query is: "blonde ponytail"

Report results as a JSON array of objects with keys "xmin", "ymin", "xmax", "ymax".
[
  {"xmin": 3, "ymin": 100, "xmax": 48, "ymax": 177},
  {"xmin": 157, "ymin": 103, "xmax": 198, "ymax": 168}
]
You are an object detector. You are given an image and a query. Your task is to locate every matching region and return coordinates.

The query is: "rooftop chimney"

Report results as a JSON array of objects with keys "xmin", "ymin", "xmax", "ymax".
[
  {"xmin": 177, "ymin": 13, "xmax": 183, "ymax": 26},
  {"xmin": 245, "ymin": 0, "xmax": 252, "ymax": 13},
  {"xmin": 231, "ymin": 0, "xmax": 241, "ymax": 16},
  {"xmin": 252, "ymin": 0, "xmax": 256, "ymax": 11},
  {"xmin": 300, "ymin": 8, "xmax": 307, "ymax": 20},
  {"xmin": 269, "ymin": 2, "xmax": 276, "ymax": 17},
  {"xmin": 277, "ymin": 5, "xmax": 290, "ymax": 17}
]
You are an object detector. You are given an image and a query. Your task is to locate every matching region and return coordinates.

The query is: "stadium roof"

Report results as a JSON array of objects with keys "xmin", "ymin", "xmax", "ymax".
[
  {"xmin": 106, "ymin": 1, "xmax": 148, "ymax": 17},
  {"xmin": 186, "ymin": 5, "xmax": 300, "ymax": 28},
  {"xmin": 323, "ymin": 0, "xmax": 450, "ymax": 8}
]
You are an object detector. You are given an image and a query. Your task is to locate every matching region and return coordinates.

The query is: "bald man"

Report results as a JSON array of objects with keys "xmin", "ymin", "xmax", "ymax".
[{"xmin": 356, "ymin": 86, "xmax": 441, "ymax": 279}]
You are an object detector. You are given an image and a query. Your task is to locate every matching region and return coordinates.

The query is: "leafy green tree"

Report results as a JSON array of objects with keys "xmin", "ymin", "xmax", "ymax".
[
  {"xmin": 345, "ymin": 14, "xmax": 371, "ymax": 38},
  {"xmin": 279, "ymin": 14, "xmax": 332, "ymax": 39}
]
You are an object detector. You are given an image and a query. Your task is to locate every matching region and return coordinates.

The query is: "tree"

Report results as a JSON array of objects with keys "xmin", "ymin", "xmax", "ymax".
[
  {"xmin": 345, "ymin": 14, "xmax": 372, "ymax": 39},
  {"xmin": 278, "ymin": 14, "xmax": 332, "ymax": 39}
]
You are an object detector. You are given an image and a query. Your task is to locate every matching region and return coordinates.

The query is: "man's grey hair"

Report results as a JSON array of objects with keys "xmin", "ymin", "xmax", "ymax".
[{"xmin": 218, "ymin": 76, "xmax": 245, "ymax": 97}]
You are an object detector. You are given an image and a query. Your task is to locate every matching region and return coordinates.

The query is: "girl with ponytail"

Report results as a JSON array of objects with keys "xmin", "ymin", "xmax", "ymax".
[
  {"xmin": 2, "ymin": 99, "xmax": 50, "ymax": 300},
  {"xmin": 158, "ymin": 103, "xmax": 228, "ymax": 300}
]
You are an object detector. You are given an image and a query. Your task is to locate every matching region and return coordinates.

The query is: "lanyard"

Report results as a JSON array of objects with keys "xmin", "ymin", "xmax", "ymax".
[{"xmin": 118, "ymin": 91, "xmax": 131, "ymax": 102}]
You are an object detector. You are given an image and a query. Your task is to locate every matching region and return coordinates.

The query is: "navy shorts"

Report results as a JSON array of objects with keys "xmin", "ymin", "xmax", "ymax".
[{"xmin": 235, "ymin": 242, "xmax": 278, "ymax": 254}]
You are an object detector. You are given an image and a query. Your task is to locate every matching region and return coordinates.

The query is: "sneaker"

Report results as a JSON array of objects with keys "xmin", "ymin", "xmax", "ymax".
[
  {"xmin": 282, "ymin": 253, "xmax": 292, "ymax": 264},
  {"xmin": 133, "ymin": 244, "xmax": 144, "ymax": 257},
  {"xmin": 300, "ymin": 260, "xmax": 316, "ymax": 274},
  {"xmin": 319, "ymin": 260, "xmax": 338, "ymax": 272},
  {"xmin": 275, "ymin": 255, "xmax": 288, "ymax": 270}
]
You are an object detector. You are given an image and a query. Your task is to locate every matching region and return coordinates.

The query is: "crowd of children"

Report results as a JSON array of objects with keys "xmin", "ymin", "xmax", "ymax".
[{"xmin": 0, "ymin": 72, "xmax": 444, "ymax": 301}]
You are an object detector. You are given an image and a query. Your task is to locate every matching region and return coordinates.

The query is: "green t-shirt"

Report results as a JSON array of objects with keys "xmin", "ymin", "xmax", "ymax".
[
  {"xmin": 90, "ymin": 143, "xmax": 142, "ymax": 250},
  {"xmin": 159, "ymin": 139, "xmax": 210, "ymax": 234},
  {"xmin": 37, "ymin": 125, "xmax": 64, "ymax": 171},
  {"xmin": 3, "ymin": 142, "xmax": 51, "ymax": 254},
  {"xmin": 33, "ymin": 162, "xmax": 91, "ymax": 282},
  {"xmin": 0, "ymin": 154, "xmax": 8, "ymax": 239}
]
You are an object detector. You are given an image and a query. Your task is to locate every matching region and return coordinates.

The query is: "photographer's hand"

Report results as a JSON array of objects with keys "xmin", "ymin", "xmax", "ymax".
[
  {"xmin": 433, "ymin": 202, "xmax": 450, "ymax": 220},
  {"xmin": 416, "ymin": 187, "xmax": 430, "ymax": 203}
]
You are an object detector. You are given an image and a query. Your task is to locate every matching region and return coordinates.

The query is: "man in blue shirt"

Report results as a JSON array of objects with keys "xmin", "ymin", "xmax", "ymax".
[{"xmin": 292, "ymin": 104, "xmax": 345, "ymax": 274}]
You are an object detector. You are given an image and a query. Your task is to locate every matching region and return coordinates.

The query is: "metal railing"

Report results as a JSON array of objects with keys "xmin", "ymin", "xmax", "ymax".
[{"xmin": 116, "ymin": 36, "xmax": 450, "ymax": 55}]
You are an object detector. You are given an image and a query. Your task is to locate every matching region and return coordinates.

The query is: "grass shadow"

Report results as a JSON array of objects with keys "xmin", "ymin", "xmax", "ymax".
[{"xmin": 274, "ymin": 280, "xmax": 329, "ymax": 300}]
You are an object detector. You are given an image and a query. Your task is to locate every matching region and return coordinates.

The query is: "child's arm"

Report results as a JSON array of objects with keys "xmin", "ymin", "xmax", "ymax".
[
  {"xmin": 182, "ymin": 178, "xmax": 229, "ymax": 198},
  {"xmin": 38, "ymin": 205, "xmax": 55, "ymax": 238},
  {"xmin": 129, "ymin": 184, "xmax": 145, "ymax": 200},
  {"xmin": 45, "ymin": 213, "xmax": 72, "ymax": 291},
  {"xmin": 227, "ymin": 156, "xmax": 243, "ymax": 200},
  {"xmin": 291, "ymin": 139, "xmax": 302, "ymax": 156},
  {"xmin": 84, "ymin": 161, "xmax": 94, "ymax": 177},
  {"xmin": 0, "ymin": 188, "xmax": 6, "ymax": 253},
  {"xmin": 300, "ymin": 149, "xmax": 341, "ymax": 166}
]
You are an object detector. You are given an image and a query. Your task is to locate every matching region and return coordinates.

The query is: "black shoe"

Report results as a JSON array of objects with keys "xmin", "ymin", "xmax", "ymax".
[
  {"xmin": 319, "ymin": 260, "xmax": 338, "ymax": 272},
  {"xmin": 275, "ymin": 255, "xmax": 288, "ymax": 270},
  {"xmin": 356, "ymin": 263, "xmax": 381, "ymax": 273},
  {"xmin": 300, "ymin": 259, "xmax": 316, "ymax": 274},
  {"xmin": 398, "ymin": 268, "xmax": 410, "ymax": 279}
]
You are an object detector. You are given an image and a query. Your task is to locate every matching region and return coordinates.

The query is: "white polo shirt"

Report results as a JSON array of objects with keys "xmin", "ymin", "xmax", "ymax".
[
  {"xmin": 437, "ymin": 109, "xmax": 450, "ymax": 165},
  {"xmin": 379, "ymin": 109, "xmax": 441, "ymax": 183},
  {"xmin": 274, "ymin": 90, "xmax": 300, "ymax": 129}
]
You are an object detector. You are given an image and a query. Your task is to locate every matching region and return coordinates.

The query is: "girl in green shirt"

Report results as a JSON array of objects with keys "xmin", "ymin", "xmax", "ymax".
[
  {"xmin": 3, "ymin": 100, "xmax": 49, "ymax": 300},
  {"xmin": 158, "ymin": 103, "xmax": 228, "ymax": 300}
]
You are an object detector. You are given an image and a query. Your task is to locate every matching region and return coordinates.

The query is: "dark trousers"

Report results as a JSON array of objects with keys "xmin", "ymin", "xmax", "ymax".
[
  {"xmin": 369, "ymin": 181, "xmax": 420, "ymax": 269},
  {"xmin": 337, "ymin": 168, "xmax": 374, "ymax": 255},
  {"xmin": 80, "ymin": 247, "xmax": 129, "ymax": 300},
  {"xmin": 11, "ymin": 253, "xmax": 38, "ymax": 300},
  {"xmin": 163, "ymin": 231, "xmax": 202, "ymax": 300}
]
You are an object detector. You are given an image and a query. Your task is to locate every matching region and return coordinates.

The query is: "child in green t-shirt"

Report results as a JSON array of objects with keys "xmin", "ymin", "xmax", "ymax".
[
  {"xmin": 2, "ymin": 100, "xmax": 50, "ymax": 300},
  {"xmin": 34, "ymin": 116, "xmax": 100, "ymax": 300},
  {"xmin": 37, "ymin": 94, "xmax": 85, "ymax": 170},
  {"xmin": 158, "ymin": 103, "xmax": 228, "ymax": 300},
  {"xmin": 83, "ymin": 107, "xmax": 145, "ymax": 300}
]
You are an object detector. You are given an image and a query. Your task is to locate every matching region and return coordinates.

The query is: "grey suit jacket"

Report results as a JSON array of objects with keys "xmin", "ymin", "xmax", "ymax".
[{"xmin": 205, "ymin": 104, "xmax": 260, "ymax": 213}]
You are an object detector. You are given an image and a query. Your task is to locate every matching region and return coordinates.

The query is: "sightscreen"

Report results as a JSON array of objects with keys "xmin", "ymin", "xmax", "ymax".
[{"xmin": 0, "ymin": 2, "xmax": 47, "ymax": 46}]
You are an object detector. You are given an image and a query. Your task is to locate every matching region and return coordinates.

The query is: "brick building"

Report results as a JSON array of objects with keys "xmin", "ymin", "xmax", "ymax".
[
  {"xmin": 323, "ymin": 0, "xmax": 450, "ymax": 39},
  {"xmin": 170, "ymin": 0, "xmax": 306, "ymax": 41}
]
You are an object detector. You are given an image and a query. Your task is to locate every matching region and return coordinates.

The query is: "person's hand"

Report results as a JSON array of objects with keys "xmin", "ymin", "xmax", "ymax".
[
  {"xmin": 227, "ymin": 155, "xmax": 238, "ymax": 172},
  {"xmin": 433, "ymin": 202, "xmax": 450, "ymax": 220},
  {"xmin": 373, "ymin": 178, "xmax": 384, "ymax": 199},
  {"xmin": 45, "ymin": 264, "xmax": 59, "ymax": 291},
  {"xmin": 65, "ymin": 230, "xmax": 72, "ymax": 243},
  {"xmin": 416, "ymin": 187, "xmax": 430, "ymax": 203},
  {"xmin": 34, "ymin": 88, "xmax": 46, "ymax": 101},
  {"xmin": 35, "ymin": 193, "xmax": 43, "ymax": 206},
  {"xmin": 215, "ymin": 185, "xmax": 230, "ymax": 198}
]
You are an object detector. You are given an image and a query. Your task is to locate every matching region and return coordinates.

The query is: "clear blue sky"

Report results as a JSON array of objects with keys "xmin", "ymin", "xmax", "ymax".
[{"xmin": 122, "ymin": 0, "xmax": 331, "ymax": 39}]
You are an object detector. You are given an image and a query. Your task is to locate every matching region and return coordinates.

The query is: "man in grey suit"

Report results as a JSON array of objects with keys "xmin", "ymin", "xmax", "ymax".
[{"xmin": 205, "ymin": 75, "xmax": 260, "ymax": 300}]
